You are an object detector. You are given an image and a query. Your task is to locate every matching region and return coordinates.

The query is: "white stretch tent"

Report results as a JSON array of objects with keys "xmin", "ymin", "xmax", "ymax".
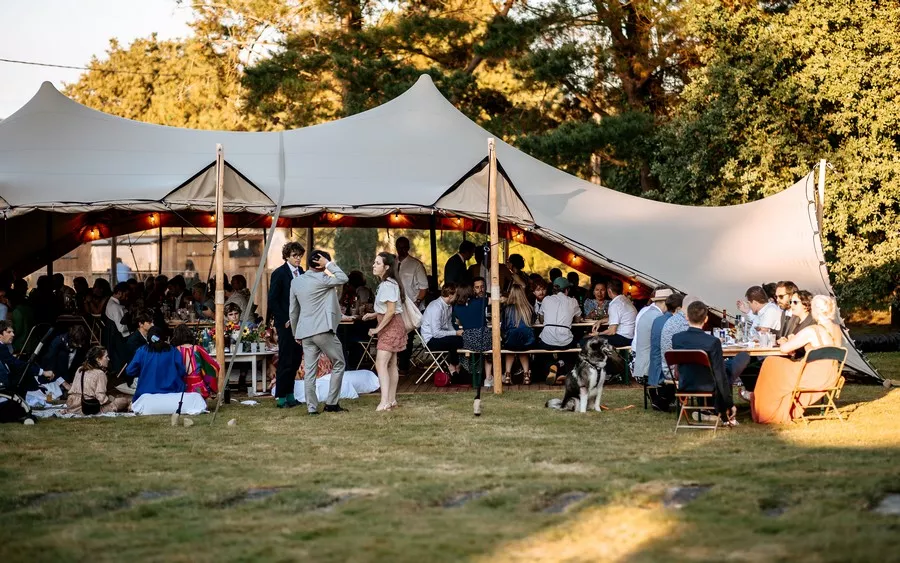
[{"xmin": 0, "ymin": 76, "xmax": 878, "ymax": 378}]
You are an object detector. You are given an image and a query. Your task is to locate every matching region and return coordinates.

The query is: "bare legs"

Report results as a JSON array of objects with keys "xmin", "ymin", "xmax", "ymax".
[
  {"xmin": 376, "ymin": 350, "xmax": 401, "ymax": 411},
  {"xmin": 376, "ymin": 350, "xmax": 392, "ymax": 411},
  {"xmin": 387, "ymin": 351, "xmax": 400, "ymax": 408},
  {"xmin": 501, "ymin": 354, "xmax": 530, "ymax": 384}
]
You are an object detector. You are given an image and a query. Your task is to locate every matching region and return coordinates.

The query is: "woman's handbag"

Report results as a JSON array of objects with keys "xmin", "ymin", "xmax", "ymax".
[
  {"xmin": 79, "ymin": 370, "xmax": 102, "ymax": 415},
  {"xmin": 400, "ymin": 295, "xmax": 422, "ymax": 333}
]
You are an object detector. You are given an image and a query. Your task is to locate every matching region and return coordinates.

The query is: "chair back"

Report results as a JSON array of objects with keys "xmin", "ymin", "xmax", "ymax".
[
  {"xmin": 664, "ymin": 349, "xmax": 714, "ymax": 390},
  {"xmin": 795, "ymin": 346, "xmax": 847, "ymax": 390}
]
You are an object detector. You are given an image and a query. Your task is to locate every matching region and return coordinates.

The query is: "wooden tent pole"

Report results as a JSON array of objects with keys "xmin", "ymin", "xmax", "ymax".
[
  {"xmin": 45, "ymin": 214, "xmax": 54, "ymax": 278},
  {"xmin": 488, "ymin": 139, "xmax": 502, "ymax": 394},
  {"xmin": 157, "ymin": 226, "xmax": 163, "ymax": 275},
  {"xmin": 214, "ymin": 145, "xmax": 227, "ymax": 406},
  {"xmin": 110, "ymin": 235, "xmax": 117, "ymax": 285},
  {"xmin": 306, "ymin": 227, "xmax": 314, "ymax": 253},
  {"xmin": 429, "ymin": 213, "xmax": 438, "ymax": 281}
]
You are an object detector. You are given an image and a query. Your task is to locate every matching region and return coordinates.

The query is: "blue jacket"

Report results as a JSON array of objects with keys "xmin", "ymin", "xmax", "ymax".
[
  {"xmin": 127, "ymin": 345, "xmax": 186, "ymax": 400},
  {"xmin": 670, "ymin": 327, "xmax": 733, "ymax": 415},
  {"xmin": 648, "ymin": 312, "xmax": 672, "ymax": 386}
]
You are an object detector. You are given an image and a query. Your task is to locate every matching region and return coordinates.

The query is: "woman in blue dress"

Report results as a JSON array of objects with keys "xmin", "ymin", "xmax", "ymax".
[{"xmin": 501, "ymin": 284, "xmax": 535, "ymax": 384}]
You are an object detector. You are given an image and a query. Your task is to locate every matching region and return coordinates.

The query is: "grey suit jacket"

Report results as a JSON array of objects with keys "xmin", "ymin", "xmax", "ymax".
[{"xmin": 289, "ymin": 261, "xmax": 349, "ymax": 340}]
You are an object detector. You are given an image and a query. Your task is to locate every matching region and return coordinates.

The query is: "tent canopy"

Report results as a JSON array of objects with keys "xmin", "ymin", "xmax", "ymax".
[{"xmin": 0, "ymin": 76, "xmax": 877, "ymax": 378}]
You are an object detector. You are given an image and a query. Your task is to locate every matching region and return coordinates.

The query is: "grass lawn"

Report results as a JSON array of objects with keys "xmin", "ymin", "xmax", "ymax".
[{"xmin": 2, "ymin": 354, "xmax": 899, "ymax": 562}]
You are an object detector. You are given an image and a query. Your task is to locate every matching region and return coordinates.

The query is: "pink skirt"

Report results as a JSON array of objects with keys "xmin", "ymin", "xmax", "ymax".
[{"xmin": 376, "ymin": 313, "xmax": 408, "ymax": 352}]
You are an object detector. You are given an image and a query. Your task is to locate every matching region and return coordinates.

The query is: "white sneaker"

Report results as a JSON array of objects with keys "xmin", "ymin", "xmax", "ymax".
[
  {"xmin": 116, "ymin": 379, "xmax": 137, "ymax": 395},
  {"xmin": 484, "ymin": 377, "xmax": 494, "ymax": 388}
]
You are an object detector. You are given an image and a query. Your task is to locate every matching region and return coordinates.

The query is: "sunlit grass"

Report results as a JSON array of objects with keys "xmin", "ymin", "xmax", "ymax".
[{"xmin": 0, "ymin": 353, "xmax": 897, "ymax": 562}]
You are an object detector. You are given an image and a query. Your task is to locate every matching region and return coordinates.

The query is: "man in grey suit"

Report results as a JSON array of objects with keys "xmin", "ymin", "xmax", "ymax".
[{"xmin": 289, "ymin": 250, "xmax": 349, "ymax": 415}]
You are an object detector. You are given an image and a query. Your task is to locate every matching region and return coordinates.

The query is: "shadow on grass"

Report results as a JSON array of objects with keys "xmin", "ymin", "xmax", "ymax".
[{"xmin": 0, "ymin": 384, "xmax": 898, "ymax": 562}]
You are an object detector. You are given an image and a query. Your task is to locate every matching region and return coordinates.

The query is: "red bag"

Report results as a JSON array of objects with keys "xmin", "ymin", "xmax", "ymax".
[{"xmin": 433, "ymin": 371, "xmax": 450, "ymax": 387}]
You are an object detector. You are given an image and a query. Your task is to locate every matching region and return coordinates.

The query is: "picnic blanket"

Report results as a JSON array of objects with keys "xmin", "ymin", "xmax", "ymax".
[{"xmin": 273, "ymin": 370, "xmax": 379, "ymax": 402}]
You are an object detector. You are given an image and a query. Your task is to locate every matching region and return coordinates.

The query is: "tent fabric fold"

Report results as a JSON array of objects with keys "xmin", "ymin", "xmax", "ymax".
[{"xmin": 0, "ymin": 76, "xmax": 878, "ymax": 379}]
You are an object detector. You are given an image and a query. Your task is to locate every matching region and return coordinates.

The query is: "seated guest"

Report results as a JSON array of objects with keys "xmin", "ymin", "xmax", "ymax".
[
  {"xmin": 64, "ymin": 346, "xmax": 130, "ymax": 415},
  {"xmin": 736, "ymin": 285, "xmax": 781, "ymax": 339},
  {"xmin": 171, "ymin": 325, "xmax": 219, "ymax": 399},
  {"xmin": 648, "ymin": 292, "xmax": 684, "ymax": 411},
  {"xmin": 548, "ymin": 268, "xmax": 563, "ymax": 287},
  {"xmin": 113, "ymin": 309, "xmax": 153, "ymax": 394},
  {"xmin": 0, "ymin": 320, "xmax": 51, "ymax": 394},
  {"xmin": 126, "ymin": 327, "xmax": 187, "ymax": 401},
  {"xmin": 501, "ymin": 254, "xmax": 529, "ymax": 294},
  {"xmin": 532, "ymin": 279, "xmax": 548, "ymax": 322},
  {"xmin": 566, "ymin": 272, "xmax": 586, "ymax": 308},
  {"xmin": 41, "ymin": 325, "xmax": 90, "ymax": 386},
  {"xmin": 166, "ymin": 275, "xmax": 190, "ymax": 311},
  {"xmin": 420, "ymin": 283, "xmax": 464, "ymax": 379},
  {"xmin": 583, "ymin": 279, "xmax": 610, "ymax": 320},
  {"xmin": 84, "ymin": 278, "xmax": 111, "ymax": 317},
  {"xmin": 8, "ymin": 290, "xmax": 35, "ymax": 354},
  {"xmin": 472, "ymin": 277, "xmax": 487, "ymax": 299},
  {"xmin": 72, "ymin": 276, "xmax": 90, "ymax": 314},
  {"xmin": 105, "ymin": 282, "xmax": 131, "ymax": 375},
  {"xmin": 444, "ymin": 241, "xmax": 475, "ymax": 286},
  {"xmin": 774, "ymin": 281, "xmax": 798, "ymax": 338},
  {"xmin": 501, "ymin": 284, "xmax": 535, "ymax": 385},
  {"xmin": 745, "ymin": 295, "xmax": 842, "ymax": 424},
  {"xmin": 777, "ymin": 290, "xmax": 815, "ymax": 350},
  {"xmin": 454, "ymin": 283, "xmax": 492, "ymax": 385},
  {"xmin": 539, "ymin": 277, "xmax": 581, "ymax": 384},
  {"xmin": 661, "ymin": 294, "xmax": 701, "ymax": 372},
  {"xmin": 632, "ymin": 288, "xmax": 671, "ymax": 383},
  {"xmin": 225, "ymin": 274, "xmax": 252, "ymax": 315},
  {"xmin": 341, "ymin": 270, "xmax": 374, "ymax": 317},
  {"xmin": 670, "ymin": 301, "xmax": 739, "ymax": 425},
  {"xmin": 763, "ymin": 282, "xmax": 777, "ymax": 303},
  {"xmin": 225, "ymin": 302, "xmax": 242, "ymax": 325},
  {"xmin": 592, "ymin": 278, "xmax": 637, "ymax": 347},
  {"xmin": 192, "ymin": 282, "xmax": 215, "ymax": 320}
]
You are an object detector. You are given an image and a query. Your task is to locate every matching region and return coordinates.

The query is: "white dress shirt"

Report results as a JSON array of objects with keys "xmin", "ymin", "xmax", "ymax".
[
  {"xmin": 421, "ymin": 298, "xmax": 456, "ymax": 343},
  {"xmin": 397, "ymin": 254, "xmax": 429, "ymax": 309},
  {"xmin": 538, "ymin": 293, "xmax": 580, "ymax": 346}
]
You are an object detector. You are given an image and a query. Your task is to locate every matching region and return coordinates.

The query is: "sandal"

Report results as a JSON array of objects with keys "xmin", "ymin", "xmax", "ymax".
[
  {"xmin": 502, "ymin": 372, "xmax": 511, "ymax": 385},
  {"xmin": 523, "ymin": 370, "xmax": 531, "ymax": 385}
]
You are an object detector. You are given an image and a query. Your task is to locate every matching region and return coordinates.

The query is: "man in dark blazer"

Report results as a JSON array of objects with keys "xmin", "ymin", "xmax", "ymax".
[
  {"xmin": 443, "ymin": 240, "xmax": 475, "ymax": 286},
  {"xmin": 671, "ymin": 301, "xmax": 749, "ymax": 422},
  {"xmin": 774, "ymin": 281, "xmax": 799, "ymax": 339},
  {"xmin": 268, "ymin": 241, "xmax": 305, "ymax": 408}
]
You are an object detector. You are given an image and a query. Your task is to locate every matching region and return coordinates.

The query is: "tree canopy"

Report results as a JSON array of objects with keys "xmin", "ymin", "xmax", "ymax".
[{"xmin": 61, "ymin": 0, "xmax": 900, "ymax": 309}]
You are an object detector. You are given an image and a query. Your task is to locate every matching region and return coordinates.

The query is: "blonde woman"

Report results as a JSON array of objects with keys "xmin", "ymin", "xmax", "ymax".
[
  {"xmin": 363, "ymin": 252, "xmax": 406, "ymax": 411},
  {"xmin": 746, "ymin": 294, "xmax": 843, "ymax": 424},
  {"xmin": 501, "ymin": 284, "xmax": 535, "ymax": 385}
]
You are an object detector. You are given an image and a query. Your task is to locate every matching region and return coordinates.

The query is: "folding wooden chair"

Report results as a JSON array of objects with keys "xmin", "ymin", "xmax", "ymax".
[
  {"xmin": 664, "ymin": 350, "xmax": 720, "ymax": 434},
  {"xmin": 355, "ymin": 335, "xmax": 377, "ymax": 369},
  {"xmin": 414, "ymin": 329, "xmax": 451, "ymax": 385},
  {"xmin": 791, "ymin": 346, "xmax": 848, "ymax": 424}
]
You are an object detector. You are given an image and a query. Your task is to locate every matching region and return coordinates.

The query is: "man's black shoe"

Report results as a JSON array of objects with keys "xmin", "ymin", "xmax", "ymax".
[
  {"xmin": 650, "ymin": 400, "xmax": 670, "ymax": 413},
  {"xmin": 324, "ymin": 404, "xmax": 348, "ymax": 413}
]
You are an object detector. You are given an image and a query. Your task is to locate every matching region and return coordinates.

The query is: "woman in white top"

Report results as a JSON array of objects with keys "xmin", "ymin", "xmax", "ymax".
[{"xmin": 362, "ymin": 252, "xmax": 406, "ymax": 411}]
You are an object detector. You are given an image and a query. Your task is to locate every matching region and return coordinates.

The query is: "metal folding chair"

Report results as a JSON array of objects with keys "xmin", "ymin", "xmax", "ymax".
[
  {"xmin": 414, "ymin": 329, "xmax": 451, "ymax": 385},
  {"xmin": 791, "ymin": 346, "xmax": 848, "ymax": 424},
  {"xmin": 665, "ymin": 349, "xmax": 720, "ymax": 434}
]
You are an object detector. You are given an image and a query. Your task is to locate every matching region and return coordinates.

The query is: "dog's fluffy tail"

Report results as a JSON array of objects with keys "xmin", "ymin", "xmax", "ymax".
[{"xmin": 545, "ymin": 398, "xmax": 578, "ymax": 411}]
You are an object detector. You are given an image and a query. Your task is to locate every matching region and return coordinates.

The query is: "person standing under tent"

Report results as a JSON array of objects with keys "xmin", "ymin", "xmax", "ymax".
[
  {"xmin": 364, "ymin": 252, "xmax": 408, "ymax": 412},
  {"xmin": 290, "ymin": 250, "xmax": 349, "ymax": 415},
  {"xmin": 268, "ymin": 241, "xmax": 305, "ymax": 409},
  {"xmin": 395, "ymin": 236, "xmax": 428, "ymax": 373}
]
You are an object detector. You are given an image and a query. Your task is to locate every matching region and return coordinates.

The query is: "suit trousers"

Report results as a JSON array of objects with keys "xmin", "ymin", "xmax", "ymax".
[
  {"xmin": 302, "ymin": 331, "xmax": 346, "ymax": 412},
  {"xmin": 275, "ymin": 324, "xmax": 302, "ymax": 398}
]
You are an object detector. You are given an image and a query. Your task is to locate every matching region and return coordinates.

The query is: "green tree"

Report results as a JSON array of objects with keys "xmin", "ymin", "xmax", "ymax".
[{"xmin": 653, "ymin": 0, "xmax": 900, "ymax": 308}]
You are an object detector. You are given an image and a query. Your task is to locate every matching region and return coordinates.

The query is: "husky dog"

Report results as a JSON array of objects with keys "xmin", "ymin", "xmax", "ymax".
[{"xmin": 545, "ymin": 336, "xmax": 624, "ymax": 413}]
